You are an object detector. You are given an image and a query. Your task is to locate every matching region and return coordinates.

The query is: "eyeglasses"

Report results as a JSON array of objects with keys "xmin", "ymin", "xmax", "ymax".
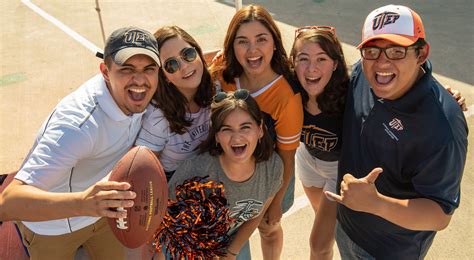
[
  {"xmin": 163, "ymin": 47, "xmax": 198, "ymax": 74},
  {"xmin": 360, "ymin": 46, "xmax": 417, "ymax": 60},
  {"xmin": 294, "ymin": 26, "xmax": 336, "ymax": 39},
  {"xmin": 213, "ymin": 89, "xmax": 250, "ymax": 103}
]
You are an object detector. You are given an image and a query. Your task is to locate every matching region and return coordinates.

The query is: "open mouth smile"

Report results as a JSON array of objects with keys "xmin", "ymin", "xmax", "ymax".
[
  {"xmin": 128, "ymin": 86, "xmax": 147, "ymax": 102},
  {"xmin": 231, "ymin": 143, "xmax": 247, "ymax": 155},
  {"xmin": 247, "ymin": 56, "xmax": 263, "ymax": 68},
  {"xmin": 375, "ymin": 71, "xmax": 396, "ymax": 85},
  {"xmin": 182, "ymin": 70, "xmax": 196, "ymax": 79},
  {"xmin": 305, "ymin": 76, "xmax": 321, "ymax": 85}
]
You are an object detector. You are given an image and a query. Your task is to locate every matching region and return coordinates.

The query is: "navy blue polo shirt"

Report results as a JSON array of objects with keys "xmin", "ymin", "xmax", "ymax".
[{"xmin": 337, "ymin": 60, "xmax": 468, "ymax": 259}]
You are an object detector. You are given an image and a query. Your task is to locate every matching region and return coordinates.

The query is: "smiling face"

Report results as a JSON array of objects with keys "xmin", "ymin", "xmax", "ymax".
[
  {"xmin": 293, "ymin": 41, "xmax": 337, "ymax": 99},
  {"xmin": 100, "ymin": 54, "xmax": 159, "ymax": 115},
  {"xmin": 159, "ymin": 36, "xmax": 204, "ymax": 98},
  {"xmin": 216, "ymin": 108, "xmax": 263, "ymax": 165},
  {"xmin": 361, "ymin": 39, "xmax": 429, "ymax": 100},
  {"xmin": 233, "ymin": 21, "xmax": 276, "ymax": 78}
]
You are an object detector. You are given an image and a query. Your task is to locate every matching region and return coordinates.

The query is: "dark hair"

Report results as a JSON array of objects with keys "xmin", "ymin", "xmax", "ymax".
[
  {"xmin": 290, "ymin": 29, "xmax": 349, "ymax": 116},
  {"xmin": 104, "ymin": 55, "xmax": 113, "ymax": 68},
  {"xmin": 153, "ymin": 26, "xmax": 214, "ymax": 134},
  {"xmin": 211, "ymin": 4, "xmax": 291, "ymax": 83},
  {"xmin": 412, "ymin": 38, "xmax": 428, "ymax": 56},
  {"xmin": 199, "ymin": 92, "xmax": 273, "ymax": 163}
]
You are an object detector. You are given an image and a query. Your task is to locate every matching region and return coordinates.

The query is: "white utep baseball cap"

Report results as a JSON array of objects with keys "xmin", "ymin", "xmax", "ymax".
[{"xmin": 357, "ymin": 5, "xmax": 425, "ymax": 48}]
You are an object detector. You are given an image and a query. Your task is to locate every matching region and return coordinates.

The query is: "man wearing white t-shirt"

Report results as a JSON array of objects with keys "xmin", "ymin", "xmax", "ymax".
[{"xmin": 0, "ymin": 27, "xmax": 160, "ymax": 259}]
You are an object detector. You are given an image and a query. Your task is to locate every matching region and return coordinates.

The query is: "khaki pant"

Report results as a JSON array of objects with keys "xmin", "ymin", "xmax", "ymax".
[{"xmin": 17, "ymin": 218, "xmax": 125, "ymax": 260}]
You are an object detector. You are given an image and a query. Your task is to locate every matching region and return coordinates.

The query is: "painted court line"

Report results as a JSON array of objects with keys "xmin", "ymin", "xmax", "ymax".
[
  {"xmin": 21, "ymin": 0, "xmax": 102, "ymax": 54},
  {"xmin": 250, "ymin": 195, "xmax": 310, "ymax": 237},
  {"xmin": 284, "ymin": 195, "xmax": 310, "ymax": 218}
]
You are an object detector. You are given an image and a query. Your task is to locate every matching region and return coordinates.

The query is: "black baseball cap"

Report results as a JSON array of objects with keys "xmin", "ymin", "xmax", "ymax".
[{"xmin": 97, "ymin": 27, "xmax": 161, "ymax": 66}]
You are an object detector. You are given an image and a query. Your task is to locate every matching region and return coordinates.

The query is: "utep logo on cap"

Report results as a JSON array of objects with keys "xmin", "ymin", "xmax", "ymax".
[
  {"xmin": 372, "ymin": 12, "xmax": 400, "ymax": 30},
  {"xmin": 358, "ymin": 5, "xmax": 425, "ymax": 48},
  {"xmin": 123, "ymin": 30, "xmax": 148, "ymax": 46},
  {"xmin": 101, "ymin": 27, "xmax": 161, "ymax": 66},
  {"xmin": 365, "ymin": 5, "xmax": 415, "ymax": 36},
  {"xmin": 103, "ymin": 27, "xmax": 158, "ymax": 57}
]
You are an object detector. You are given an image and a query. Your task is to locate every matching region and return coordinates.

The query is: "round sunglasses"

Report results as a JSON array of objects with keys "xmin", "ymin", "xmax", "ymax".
[
  {"xmin": 163, "ymin": 47, "xmax": 198, "ymax": 74},
  {"xmin": 213, "ymin": 89, "xmax": 250, "ymax": 103}
]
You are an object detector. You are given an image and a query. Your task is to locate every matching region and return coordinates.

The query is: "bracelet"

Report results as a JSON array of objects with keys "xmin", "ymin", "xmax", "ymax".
[{"xmin": 226, "ymin": 249, "xmax": 238, "ymax": 256}]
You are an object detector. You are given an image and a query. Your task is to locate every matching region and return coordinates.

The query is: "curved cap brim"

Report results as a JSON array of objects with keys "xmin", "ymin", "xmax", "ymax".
[
  {"xmin": 112, "ymin": 47, "xmax": 161, "ymax": 66},
  {"xmin": 357, "ymin": 34, "xmax": 419, "ymax": 48}
]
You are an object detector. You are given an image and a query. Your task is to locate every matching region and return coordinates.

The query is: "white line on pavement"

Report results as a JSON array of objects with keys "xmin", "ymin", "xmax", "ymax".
[
  {"xmin": 284, "ymin": 195, "xmax": 310, "ymax": 218},
  {"xmin": 21, "ymin": 0, "xmax": 102, "ymax": 54},
  {"xmin": 250, "ymin": 195, "xmax": 310, "ymax": 237}
]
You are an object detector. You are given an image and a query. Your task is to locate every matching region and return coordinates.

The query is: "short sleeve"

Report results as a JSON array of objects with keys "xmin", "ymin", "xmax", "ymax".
[
  {"xmin": 275, "ymin": 93, "xmax": 303, "ymax": 151},
  {"xmin": 15, "ymin": 123, "xmax": 94, "ymax": 190},
  {"xmin": 412, "ymin": 138, "xmax": 467, "ymax": 214},
  {"xmin": 135, "ymin": 105, "xmax": 170, "ymax": 152}
]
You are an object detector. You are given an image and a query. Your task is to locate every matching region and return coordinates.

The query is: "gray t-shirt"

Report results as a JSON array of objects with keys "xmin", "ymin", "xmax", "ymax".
[{"xmin": 168, "ymin": 152, "xmax": 283, "ymax": 234}]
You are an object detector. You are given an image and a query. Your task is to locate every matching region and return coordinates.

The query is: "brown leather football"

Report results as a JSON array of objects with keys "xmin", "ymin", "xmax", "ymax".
[{"xmin": 107, "ymin": 146, "xmax": 168, "ymax": 248}]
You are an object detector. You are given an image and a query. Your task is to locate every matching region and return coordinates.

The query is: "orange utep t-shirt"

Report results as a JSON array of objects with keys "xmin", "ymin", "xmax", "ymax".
[{"xmin": 215, "ymin": 74, "xmax": 303, "ymax": 151}]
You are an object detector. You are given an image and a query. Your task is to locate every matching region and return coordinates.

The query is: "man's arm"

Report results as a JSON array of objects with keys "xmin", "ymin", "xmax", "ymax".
[
  {"xmin": 326, "ymin": 168, "xmax": 451, "ymax": 231},
  {"xmin": 0, "ymin": 179, "xmax": 135, "ymax": 222},
  {"xmin": 0, "ymin": 114, "xmax": 140, "ymax": 221},
  {"xmin": 373, "ymin": 191, "xmax": 451, "ymax": 231}
]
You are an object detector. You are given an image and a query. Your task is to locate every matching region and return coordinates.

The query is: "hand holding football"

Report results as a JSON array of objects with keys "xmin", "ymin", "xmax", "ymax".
[{"xmin": 107, "ymin": 146, "xmax": 168, "ymax": 248}]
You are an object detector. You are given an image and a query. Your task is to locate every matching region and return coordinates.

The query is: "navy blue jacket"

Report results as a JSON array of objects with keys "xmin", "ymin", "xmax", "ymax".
[{"xmin": 337, "ymin": 60, "xmax": 468, "ymax": 259}]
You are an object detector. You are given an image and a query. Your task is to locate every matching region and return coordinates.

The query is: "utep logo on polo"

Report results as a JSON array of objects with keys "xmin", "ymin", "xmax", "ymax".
[
  {"xmin": 124, "ymin": 30, "xmax": 147, "ymax": 46},
  {"xmin": 389, "ymin": 118, "xmax": 403, "ymax": 131},
  {"xmin": 372, "ymin": 12, "xmax": 400, "ymax": 30},
  {"xmin": 383, "ymin": 118, "xmax": 403, "ymax": 141}
]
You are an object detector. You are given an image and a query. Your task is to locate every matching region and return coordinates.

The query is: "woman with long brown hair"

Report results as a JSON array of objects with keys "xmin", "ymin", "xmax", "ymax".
[
  {"xmin": 210, "ymin": 4, "xmax": 303, "ymax": 259},
  {"xmin": 290, "ymin": 26, "xmax": 349, "ymax": 260},
  {"xmin": 136, "ymin": 26, "xmax": 214, "ymax": 181}
]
